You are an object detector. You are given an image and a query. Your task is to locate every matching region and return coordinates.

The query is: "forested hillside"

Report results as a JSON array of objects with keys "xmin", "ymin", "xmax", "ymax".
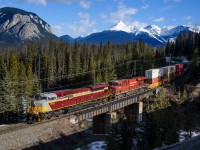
[
  {"xmin": 165, "ymin": 32, "xmax": 200, "ymax": 59},
  {"xmin": 0, "ymin": 40, "xmax": 166, "ymax": 121}
]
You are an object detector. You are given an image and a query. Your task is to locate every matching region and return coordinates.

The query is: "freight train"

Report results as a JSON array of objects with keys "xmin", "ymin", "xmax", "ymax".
[{"xmin": 27, "ymin": 63, "xmax": 186, "ymax": 123}]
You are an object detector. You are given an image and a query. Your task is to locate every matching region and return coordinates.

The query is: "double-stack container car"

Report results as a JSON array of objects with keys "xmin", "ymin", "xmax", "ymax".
[
  {"xmin": 145, "ymin": 68, "xmax": 163, "ymax": 88},
  {"xmin": 162, "ymin": 65, "xmax": 176, "ymax": 83}
]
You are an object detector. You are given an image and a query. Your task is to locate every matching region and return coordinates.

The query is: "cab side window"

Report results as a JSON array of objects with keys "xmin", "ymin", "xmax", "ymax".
[{"xmin": 48, "ymin": 97, "xmax": 57, "ymax": 101}]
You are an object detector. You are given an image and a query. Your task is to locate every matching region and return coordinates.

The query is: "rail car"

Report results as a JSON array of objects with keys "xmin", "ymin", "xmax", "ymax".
[
  {"xmin": 27, "ymin": 84, "xmax": 109, "ymax": 122},
  {"xmin": 27, "ymin": 63, "xmax": 186, "ymax": 123}
]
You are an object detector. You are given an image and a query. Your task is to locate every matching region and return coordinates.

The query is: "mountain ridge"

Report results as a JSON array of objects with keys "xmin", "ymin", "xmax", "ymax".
[
  {"xmin": 0, "ymin": 7, "xmax": 58, "ymax": 46},
  {"xmin": 61, "ymin": 21, "xmax": 200, "ymax": 46},
  {"xmin": 0, "ymin": 7, "xmax": 199, "ymax": 47}
]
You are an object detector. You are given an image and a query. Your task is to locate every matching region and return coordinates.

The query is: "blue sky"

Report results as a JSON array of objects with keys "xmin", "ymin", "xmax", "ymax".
[{"xmin": 0, "ymin": 0, "xmax": 199, "ymax": 37}]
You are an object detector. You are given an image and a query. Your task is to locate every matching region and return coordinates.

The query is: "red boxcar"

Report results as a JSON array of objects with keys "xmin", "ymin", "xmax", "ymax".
[{"xmin": 175, "ymin": 64, "xmax": 184, "ymax": 76}]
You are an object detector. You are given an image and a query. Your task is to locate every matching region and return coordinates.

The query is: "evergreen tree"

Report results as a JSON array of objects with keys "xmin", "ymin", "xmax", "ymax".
[
  {"xmin": 0, "ymin": 54, "xmax": 16, "ymax": 113},
  {"xmin": 8, "ymin": 52, "xmax": 20, "ymax": 100},
  {"xmin": 66, "ymin": 51, "xmax": 74, "ymax": 83},
  {"xmin": 47, "ymin": 49, "xmax": 57, "ymax": 88},
  {"xmin": 72, "ymin": 41, "xmax": 80, "ymax": 75},
  {"xmin": 26, "ymin": 63, "xmax": 34, "ymax": 97},
  {"xmin": 106, "ymin": 119, "xmax": 133, "ymax": 150},
  {"xmin": 89, "ymin": 53, "xmax": 96, "ymax": 84},
  {"xmin": 18, "ymin": 62, "xmax": 28, "ymax": 98},
  {"xmin": 105, "ymin": 42, "xmax": 116, "ymax": 81},
  {"xmin": 190, "ymin": 48, "xmax": 200, "ymax": 75}
]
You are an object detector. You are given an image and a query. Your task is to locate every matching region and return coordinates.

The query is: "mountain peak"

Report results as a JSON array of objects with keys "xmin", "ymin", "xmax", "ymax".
[
  {"xmin": 0, "ymin": 7, "xmax": 57, "ymax": 45},
  {"xmin": 109, "ymin": 20, "xmax": 131, "ymax": 32}
]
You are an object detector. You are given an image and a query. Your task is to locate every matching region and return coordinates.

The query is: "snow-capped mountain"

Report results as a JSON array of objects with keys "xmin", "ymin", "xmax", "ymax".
[
  {"xmin": 109, "ymin": 20, "xmax": 132, "ymax": 32},
  {"xmin": 61, "ymin": 21, "xmax": 200, "ymax": 46},
  {"xmin": 0, "ymin": 7, "xmax": 58, "ymax": 46}
]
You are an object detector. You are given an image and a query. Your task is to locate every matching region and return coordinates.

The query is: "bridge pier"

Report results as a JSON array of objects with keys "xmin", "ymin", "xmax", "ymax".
[
  {"xmin": 124, "ymin": 102, "xmax": 143, "ymax": 125},
  {"xmin": 92, "ymin": 112, "xmax": 116, "ymax": 134}
]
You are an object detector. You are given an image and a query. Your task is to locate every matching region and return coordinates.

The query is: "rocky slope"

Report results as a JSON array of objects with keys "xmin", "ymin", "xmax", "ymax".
[{"xmin": 0, "ymin": 7, "xmax": 58, "ymax": 46}]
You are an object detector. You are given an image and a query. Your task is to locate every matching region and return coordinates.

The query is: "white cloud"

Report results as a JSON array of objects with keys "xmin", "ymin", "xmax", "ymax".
[
  {"xmin": 183, "ymin": 16, "xmax": 192, "ymax": 20},
  {"xmin": 78, "ymin": 12, "xmax": 89, "ymax": 19},
  {"xmin": 23, "ymin": 0, "xmax": 46, "ymax": 5},
  {"xmin": 102, "ymin": 3, "xmax": 137, "ymax": 23},
  {"xmin": 160, "ymin": 5, "xmax": 173, "ymax": 10},
  {"xmin": 51, "ymin": 24, "xmax": 65, "ymax": 36},
  {"xmin": 173, "ymin": 18, "xmax": 176, "ymax": 22},
  {"xmin": 141, "ymin": 4, "xmax": 149, "ymax": 9},
  {"xmin": 153, "ymin": 17, "xmax": 165, "ymax": 22},
  {"xmin": 79, "ymin": 0, "xmax": 90, "ymax": 9},
  {"xmin": 99, "ymin": 13, "xmax": 107, "ymax": 19},
  {"xmin": 163, "ymin": 0, "xmax": 182, "ymax": 3},
  {"xmin": 67, "ymin": 12, "xmax": 96, "ymax": 37},
  {"xmin": 21, "ymin": 0, "xmax": 73, "ymax": 6}
]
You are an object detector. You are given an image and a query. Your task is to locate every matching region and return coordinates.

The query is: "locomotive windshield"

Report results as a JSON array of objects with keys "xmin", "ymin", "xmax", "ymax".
[
  {"xmin": 35, "ymin": 94, "xmax": 47, "ymax": 101},
  {"xmin": 109, "ymin": 82, "xmax": 118, "ymax": 86}
]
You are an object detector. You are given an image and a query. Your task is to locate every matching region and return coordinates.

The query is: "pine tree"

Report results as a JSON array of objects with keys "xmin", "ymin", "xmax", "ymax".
[
  {"xmin": 26, "ymin": 63, "xmax": 34, "ymax": 97},
  {"xmin": 190, "ymin": 48, "xmax": 200, "ymax": 75},
  {"xmin": 89, "ymin": 53, "xmax": 96, "ymax": 84},
  {"xmin": 0, "ymin": 54, "xmax": 16, "ymax": 113},
  {"xmin": 40, "ymin": 50, "xmax": 49, "ymax": 88},
  {"xmin": 8, "ymin": 52, "xmax": 20, "ymax": 100},
  {"xmin": 18, "ymin": 62, "xmax": 28, "ymax": 98},
  {"xmin": 105, "ymin": 42, "xmax": 116, "ymax": 81},
  {"xmin": 72, "ymin": 41, "xmax": 80, "ymax": 75},
  {"xmin": 47, "ymin": 50, "xmax": 57, "ymax": 88},
  {"xmin": 106, "ymin": 119, "xmax": 133, "ymax": 150},
  {"xmin": 67, "ymin": 51, "xmax": 74, "ymax": 83}
]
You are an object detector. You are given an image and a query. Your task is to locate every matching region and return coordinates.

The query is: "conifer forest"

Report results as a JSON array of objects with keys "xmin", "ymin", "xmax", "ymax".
[{"xmin": 0, "ymin": 31, "xmax": 200, "ymax": 149}]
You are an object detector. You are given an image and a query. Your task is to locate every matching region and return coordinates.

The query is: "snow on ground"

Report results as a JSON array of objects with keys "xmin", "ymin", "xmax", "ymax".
[
  {"xmin": 0, "ymin": 125, "xmax": 7, "ymax": 128},
  {"xmin": 154, "ymin": 130, "xmax": 200, "ymax": 150},
  {"xmin": 85, "ymin": 118, "xmax": 93, "ymax": 122},
  {"xmin": 75, "ymin": 129, "xmax": 200, "ymax": 150},
  {"xmin": 179, "ymin": 130, "xmax": 200, "ymax": 142},
  {"xmin": 75, "ymin": 141, "xmax": 106, "ymax": 150}
]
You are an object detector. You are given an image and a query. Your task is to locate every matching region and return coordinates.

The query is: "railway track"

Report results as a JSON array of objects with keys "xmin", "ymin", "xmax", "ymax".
[
  {"xmin": 0, "ymin": 87, "xmax": 148, "ymax": 136},
  {"xmin": 0, "ymin": 96, "xmax": 111, "ymax": 135}
]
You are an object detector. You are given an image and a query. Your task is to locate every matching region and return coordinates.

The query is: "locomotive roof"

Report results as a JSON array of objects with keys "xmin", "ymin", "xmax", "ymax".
[
  {"xmin": 110, "ymin": 79, "xmax": 127, "ymax": 84},
  {"xmin": 39, "ymin": 92, "xmax": 57, "ymax": 98},
  {"xmin": 88, "ymin": 84, "xmax": 108, "ymax": 90}
]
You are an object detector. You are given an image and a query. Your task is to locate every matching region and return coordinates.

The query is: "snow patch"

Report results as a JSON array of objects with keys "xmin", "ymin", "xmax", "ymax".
[
  {"xmin": 0, "ymin": 13, "xmax": 6, "ymax": 18},
  {"xmin": 34, "ymin": 18, "xmax": 38, "ymax": 23},
  {"xmin": 86, "ymin": 118, "xmax": 93, "ymax": 122},
  {"xmin": 179, "ymin": 130, "xmax": 200, "ymax": 142},
  {"xmin": 75, "ymin": 141, "xmax": 106, "ymax": 150}
]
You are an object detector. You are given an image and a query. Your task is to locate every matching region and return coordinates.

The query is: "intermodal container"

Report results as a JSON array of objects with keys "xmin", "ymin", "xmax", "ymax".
[{"xmin": 145, "ymin": 68, "xmax": 163, "ymax": 79}]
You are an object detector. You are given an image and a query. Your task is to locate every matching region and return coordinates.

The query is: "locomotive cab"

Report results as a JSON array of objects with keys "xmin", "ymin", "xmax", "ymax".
[{"xmin": 27, "ymin": 93, "xmax": 57, "ymax": 116}]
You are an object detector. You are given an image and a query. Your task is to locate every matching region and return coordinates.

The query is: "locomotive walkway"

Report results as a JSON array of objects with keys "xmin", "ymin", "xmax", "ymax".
[{"xmin": 0, "ymin": 87, "xmax": 158, "ymax": 150}]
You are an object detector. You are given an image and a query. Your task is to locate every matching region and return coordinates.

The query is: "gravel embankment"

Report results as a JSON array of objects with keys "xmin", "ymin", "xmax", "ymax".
[{"xmin": 0, "ymin": 117, "xmax": 82, "ymax": 150}]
